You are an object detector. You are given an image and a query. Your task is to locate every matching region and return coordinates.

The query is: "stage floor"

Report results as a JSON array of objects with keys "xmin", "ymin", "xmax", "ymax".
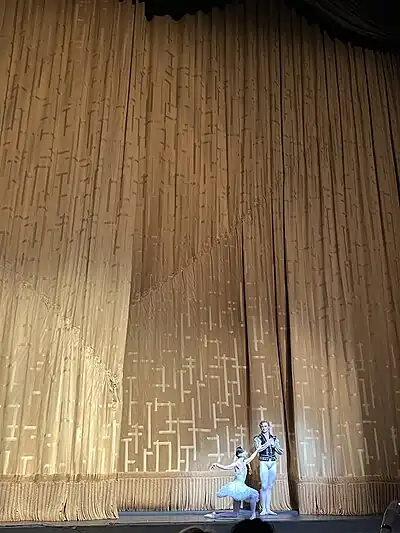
[{"xmin": 0, "ymin": 511, "xmax": 382, "ymax": 533}]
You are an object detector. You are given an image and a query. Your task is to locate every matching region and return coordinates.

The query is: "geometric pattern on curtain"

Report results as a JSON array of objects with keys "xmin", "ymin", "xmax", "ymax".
[{"xmin": 0, "ymin": 0, "xmax": 399, "ymax": 521}]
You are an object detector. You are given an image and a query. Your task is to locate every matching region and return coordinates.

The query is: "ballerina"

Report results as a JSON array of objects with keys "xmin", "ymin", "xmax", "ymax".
[{"xmin": 209, "ymin": 444, "xmax": 266, "ymax": 520}]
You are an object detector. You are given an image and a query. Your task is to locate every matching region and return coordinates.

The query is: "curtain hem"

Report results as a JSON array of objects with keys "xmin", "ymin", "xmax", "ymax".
[
  {"xmin": 0, "ymin": 478, "xmax": 118, "ymax": 522},
  {"xmin": 116, "ymin": 473, "xmax": 291, "ymax": 511},
  {"xmin": 297, "ymin": 479, "xmax": 400, "ymax": 515}
]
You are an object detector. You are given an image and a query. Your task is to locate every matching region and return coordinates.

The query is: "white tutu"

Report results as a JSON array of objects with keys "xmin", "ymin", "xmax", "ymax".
[
  {"xmin": 216, "ymin": 466, "xmax": 259, "ymax": 502},
  {"xmin": 217, "ymin": 479, "xmax": 259, "ymax": 502}
]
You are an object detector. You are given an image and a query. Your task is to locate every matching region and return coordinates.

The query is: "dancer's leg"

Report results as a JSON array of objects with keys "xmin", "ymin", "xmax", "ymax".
[
  {"xmin": 259, "ymin": 461, "xmax": 268, "ymax": 515},
  {"xmin": 265, "ymin": 462, "xmax": 277, "ymax": 515},
  {"xmin": 232, "ymin": 499, "xmax": 240, "ymax": 515},
  {"xmin": 249, "ymin": 497, "xmax": 257, "ymax": 520}
]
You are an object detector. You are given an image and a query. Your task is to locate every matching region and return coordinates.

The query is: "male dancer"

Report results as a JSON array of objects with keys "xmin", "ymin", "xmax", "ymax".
[{"xmin": 253, "ymin": 420, "xmax": 283, "ymax": 516}]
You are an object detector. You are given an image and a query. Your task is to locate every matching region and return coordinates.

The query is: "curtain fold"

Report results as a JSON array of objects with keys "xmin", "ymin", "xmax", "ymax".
[{"xmin": 0, "ymin": 0, "xmax": 137, "ymax": 521}]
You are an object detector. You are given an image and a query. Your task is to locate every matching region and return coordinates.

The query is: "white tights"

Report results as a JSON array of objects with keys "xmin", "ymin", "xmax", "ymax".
[{"xmin": 259, "ymin": 460, "xmax": 277, "ymax": 515}]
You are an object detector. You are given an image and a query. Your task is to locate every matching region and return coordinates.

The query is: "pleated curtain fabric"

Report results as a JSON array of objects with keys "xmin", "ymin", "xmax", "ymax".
[{"xmin": 0, "ymin": 0, "xmax": 399, "ymax": 521}]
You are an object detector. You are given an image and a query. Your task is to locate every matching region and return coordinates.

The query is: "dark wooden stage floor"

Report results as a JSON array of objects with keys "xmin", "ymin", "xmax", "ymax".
[{"xmin": 0, "ymin": 511, "xmax": 382, "ymax": 533}]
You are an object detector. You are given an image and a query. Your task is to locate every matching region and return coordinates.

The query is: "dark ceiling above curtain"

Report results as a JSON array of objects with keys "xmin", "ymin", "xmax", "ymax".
[
  {"xmin": 120, "ymin": 0, "xmax": 237, "ymax": 19},
  {"xmin": 286, "ymin": 0, "xmax": 400, "ymax": 52},
  {"xmin": 119, "ymin": 0, "xmax": 400, "ymax": 52}
]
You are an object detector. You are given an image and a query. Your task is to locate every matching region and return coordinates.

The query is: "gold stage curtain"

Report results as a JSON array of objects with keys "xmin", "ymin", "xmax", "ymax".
[
  {"xmin": 0, "ymin": 0, "xmax": 137, "ymax": 522},
  {"xmin": 118, "ymin": 0, "xmax": 400, "ymax": 516},
  {"xmin": 1, "ymin": 0, "xmax": 400, "ymax": 522}
]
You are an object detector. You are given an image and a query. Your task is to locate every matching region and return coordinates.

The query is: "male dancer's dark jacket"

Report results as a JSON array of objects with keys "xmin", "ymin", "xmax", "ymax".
[{"xmin": 253, "ymin": 433, "xmax": 283, "ymax": 461}]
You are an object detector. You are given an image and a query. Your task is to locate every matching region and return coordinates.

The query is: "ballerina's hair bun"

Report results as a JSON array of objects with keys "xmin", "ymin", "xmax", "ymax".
[{"xmin": 235, "ymin": 446, "xmax": 245, "ymax": 457}]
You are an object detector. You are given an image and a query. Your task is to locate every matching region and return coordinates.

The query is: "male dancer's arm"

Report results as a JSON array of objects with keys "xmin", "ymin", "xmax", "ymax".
[
  {"xmin": 254, "ymin": 434, "xmax": 271, "ymax": 453},
  {"xmin": 253, "ymin": 434, "xmax": 262, "ymax": 451},
  {"xmin": 271, "ymin": 436, "xmax": 284, "ymax": 455}
]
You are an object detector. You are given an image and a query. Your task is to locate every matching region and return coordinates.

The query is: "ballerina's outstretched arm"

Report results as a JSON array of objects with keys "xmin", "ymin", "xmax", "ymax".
[
  {"xmin": 210, "ymin": 460, "xmax": 239, "ymax": 471},
  {"xmin": 245, "ymin": 445, "xmax": 265, "ymax": 465}
]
